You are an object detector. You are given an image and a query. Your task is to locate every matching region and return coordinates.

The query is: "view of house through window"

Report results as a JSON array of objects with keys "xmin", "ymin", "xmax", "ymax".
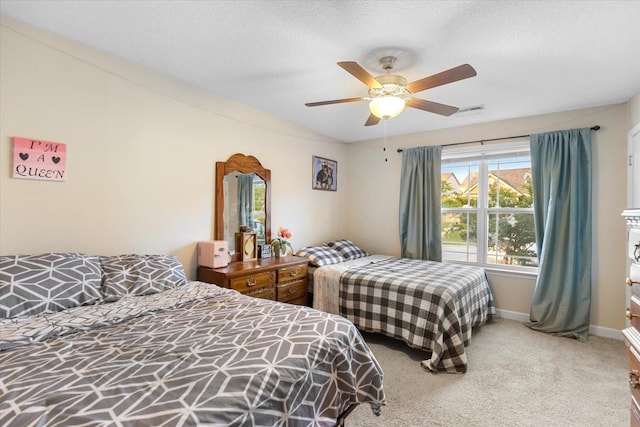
[{"xmin": 441, "ymin": 149, "xmax": 538, "ymax": 270}]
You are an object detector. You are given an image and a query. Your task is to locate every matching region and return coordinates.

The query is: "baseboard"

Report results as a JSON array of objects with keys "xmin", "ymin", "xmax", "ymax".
[
  {"xmin": 494, "ymin": 308, "xmax": 624, "ymax": 341},
  {"xmin": 494, "ymin": 308, "xmax": 529, "ymax": 323},
  {"xmin": 589, "ymin": 324, "xmax": 624, "ymax": 341}
]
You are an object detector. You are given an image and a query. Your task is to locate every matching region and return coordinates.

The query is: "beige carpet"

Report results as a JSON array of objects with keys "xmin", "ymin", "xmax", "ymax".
[{"xmin": 346, "ymin": 317, "xmax": 629, "ymax": 427}]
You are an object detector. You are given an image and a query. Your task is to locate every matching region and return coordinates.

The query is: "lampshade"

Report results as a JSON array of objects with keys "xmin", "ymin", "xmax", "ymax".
[{"xmin": 369, "ymin": 96, "xmax": 406, "ymax": 119}]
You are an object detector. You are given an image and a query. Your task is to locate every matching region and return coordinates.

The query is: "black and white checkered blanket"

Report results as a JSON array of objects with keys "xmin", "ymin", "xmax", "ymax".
[{"xmin": 339, "ymin": 257, "xmax": 495, "ymax": 373}]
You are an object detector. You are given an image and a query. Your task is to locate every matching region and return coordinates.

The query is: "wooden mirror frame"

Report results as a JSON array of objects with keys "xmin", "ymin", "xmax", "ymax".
[{"xmin": 215, "ymin": 153, "xmax": 271, "ymax": 263}]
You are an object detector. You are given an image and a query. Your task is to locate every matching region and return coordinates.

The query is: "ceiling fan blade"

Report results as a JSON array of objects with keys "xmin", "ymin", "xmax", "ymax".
[
  {"xmin": 364, "ymin": 113, "xmax": 381, "ymax": 126},
  {"xmin": 305, "ymin": 97, "xmax": 364, "ymax": 107},
  {"xmin": 337, "ymin": 61, "xmax": 382, "ymax": 88},
  {"xmin": 406, "ymin": 98, "xmax": 459, "ymax": 116},
  {"xmin": 407, "ymin": 64, "xmax": 477, "ymax": 94}
]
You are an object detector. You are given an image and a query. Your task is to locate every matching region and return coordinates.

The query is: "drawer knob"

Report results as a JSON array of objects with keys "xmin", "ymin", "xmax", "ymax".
[
  {"xmin": 627, "ymin": 310, "xmax": 640, "ymax": 320},
  {"xmin": 630, "ymin": 369, "xmax": 640, "ymax": 389},
  {"xmin": 290, "ymin": 268, "xmax": 298, "ymax": 277},
  {"xmin": 628, "ymin": 277, "xmax": 640, "ymax": 287},
  {"xmin": 246, "ymin": 278, "xmax": 257, "ymax": 287}
]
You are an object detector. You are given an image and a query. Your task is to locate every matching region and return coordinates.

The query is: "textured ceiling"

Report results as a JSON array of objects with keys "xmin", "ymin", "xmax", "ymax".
[{"xmin": 1, "ymin": 1, "xmax": 639, "ymax": 142}]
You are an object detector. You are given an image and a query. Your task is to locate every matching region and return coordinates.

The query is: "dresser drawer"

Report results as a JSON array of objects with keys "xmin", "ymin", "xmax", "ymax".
[
  {"xmin": 629, "ymin": 345, "xmax": 640, "ymax": 424},
  {"xmin": 630, "ymin": 345, "xmax": 640, "ymax": 408},
  {"xmin": 277, "ymin": 279, "xmax": 307, "ymax": 303},
  {"xmin": 633, "ymin": 394, "xmax": 640, "ymax": 427},
  {"xmin": 278, "ymin": 264, "xmax": 307, "ymax": 283},
  {"xmin": 245, "ymin": 287, "xmax": 276, "ymax": 301},
  {"xmin": 630, "ymin": 296, "xmax": 640, "ymax": 330},
  {"xmin": 286, "ymin": 295, "xmax": 308, "ymax": 306},
  {"xmin": 229, "ymin": 271, "xmax": 275, "ymax": 294}
]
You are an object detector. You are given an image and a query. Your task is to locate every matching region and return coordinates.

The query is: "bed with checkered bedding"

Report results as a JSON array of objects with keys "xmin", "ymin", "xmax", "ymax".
[{"xmin": 314, "ymin": 255, "xmax": 495, "ymax": 373}]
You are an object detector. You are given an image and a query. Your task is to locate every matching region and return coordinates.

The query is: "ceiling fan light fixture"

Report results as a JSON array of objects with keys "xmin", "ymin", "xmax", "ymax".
[{"xmin": 369, "ymin": 95, "xmax": 406, "ymax": 119}]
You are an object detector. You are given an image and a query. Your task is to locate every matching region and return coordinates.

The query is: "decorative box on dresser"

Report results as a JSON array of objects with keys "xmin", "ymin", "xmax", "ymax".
[
  {"xmin": 197, "ymin": 256, "xmax": 309, "ymax": 306},
  {"xmin": 622, "ymin": 208, "xmax": 640, "ymax": 426}
]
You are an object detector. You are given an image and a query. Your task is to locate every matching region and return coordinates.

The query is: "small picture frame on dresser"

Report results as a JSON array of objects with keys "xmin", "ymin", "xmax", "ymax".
[
  {"xmin": 236, "ymin": 232, "xmax": 257, "ymax": 261},
  {"xmin": 258, "ymin": 243, "xmax": 273, "ymax": 259}
]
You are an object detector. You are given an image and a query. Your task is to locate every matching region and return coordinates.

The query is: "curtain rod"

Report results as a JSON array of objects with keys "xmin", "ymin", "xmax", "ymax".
[{"xmin": 396, "ymin": 125, "xmax": 600, "ymax": 153}]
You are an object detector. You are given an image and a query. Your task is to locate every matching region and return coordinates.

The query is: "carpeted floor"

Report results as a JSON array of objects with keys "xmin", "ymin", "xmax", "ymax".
[{"xmin": 346, "ymin": 317, "xmax": 629, "ymax": 427}]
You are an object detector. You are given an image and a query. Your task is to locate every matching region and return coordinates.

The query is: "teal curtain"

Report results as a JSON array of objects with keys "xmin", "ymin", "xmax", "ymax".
[
  {"xmin": 399, "ymin": 146, "xmax": 442, "ymax": 261},
  {"xmin": 527, "ymin": 128, "xmax": 592, "ymax": 342},
  {"xmin": 237, "ymin": 174, "xmax": 253, "ymax": 228}
]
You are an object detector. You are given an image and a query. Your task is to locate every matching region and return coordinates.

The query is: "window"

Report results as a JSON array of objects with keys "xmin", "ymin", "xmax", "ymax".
[{"xmin": 441, "ymin": 141, "xmax": 538, "ymax": 271}]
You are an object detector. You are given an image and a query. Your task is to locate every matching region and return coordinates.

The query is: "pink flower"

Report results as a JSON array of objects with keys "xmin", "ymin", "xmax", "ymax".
[
  {"xmin": 271, "ymin": 227, "xmax": 294, "ymax": 256},
  {"xmin": 278, "ymin": 227, "xmax": 293, "ymax": 239}
]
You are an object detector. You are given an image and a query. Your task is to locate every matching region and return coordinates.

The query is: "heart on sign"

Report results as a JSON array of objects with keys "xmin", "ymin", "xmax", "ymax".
[
  {"xmin": 52, "ymin": 156, "xmax": 61, "ymax": 164},
  {"xmin": 19, "ymin": 153, "xmax": 29, "ymax": 161}
]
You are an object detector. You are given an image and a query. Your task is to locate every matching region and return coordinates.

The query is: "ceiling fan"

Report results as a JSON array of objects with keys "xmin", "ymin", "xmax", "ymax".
[{"xmin": 305, "ymin": 56, "xmax": 477, "ymax": 126}]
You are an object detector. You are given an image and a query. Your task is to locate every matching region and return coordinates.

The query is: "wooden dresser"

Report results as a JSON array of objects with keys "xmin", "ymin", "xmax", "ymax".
[
  {"xmin": 197, "ymin": 255, "xmax": 309, "ymax": 306},
  {"xmin": 622, "ymin": 209, "xmax": 640, "ymax": 426}
]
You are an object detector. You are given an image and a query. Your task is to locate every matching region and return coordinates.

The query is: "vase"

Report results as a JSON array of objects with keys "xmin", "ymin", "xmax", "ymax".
[{"xmin": 275, "ymin": 246, "xmax": 287, "ymax": 258}]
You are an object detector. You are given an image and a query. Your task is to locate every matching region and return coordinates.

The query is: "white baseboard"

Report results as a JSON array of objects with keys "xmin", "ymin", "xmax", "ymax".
[
  {"xmin": 494, "ymin": 308, "xmax": 624, "ymax": 341},
  {"xmin": 494, "ymin": 308, "xmax": 530, "ymax": 323},
  {"xmin": 589, "ymin": 324, "xmax": 624, "ymax": 341}
]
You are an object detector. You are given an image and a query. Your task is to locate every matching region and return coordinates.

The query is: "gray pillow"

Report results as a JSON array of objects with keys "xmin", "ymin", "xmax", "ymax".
[
  {"xmin": 100, "ymin": 254, "xmax": 187, "ymax": 301},
  {"xmin": 295, "ymin": 246, "xmax": 345, "ymax": 267},
  {"xmin": 0, "ymin": 253, "xmax": 102, "ymax": 319},
  {"xmin": 326, "ymin": 239, "xmax": 369, "ymax": 260}
]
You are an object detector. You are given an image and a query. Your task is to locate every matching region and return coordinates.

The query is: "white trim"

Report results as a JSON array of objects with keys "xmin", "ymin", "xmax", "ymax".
[
  {"xmin": 494, "ymin": 309, "xmax": 624, "ymax": 341},
  {"xmin": 484, "ymin": 266, "xmax": 538, "ymax": 279},
  {"xmin": 441, "ymin": 144, "xmax": 536, "ymax": 272},
  {"xmin": 589, "ymin": 324, "xmax": 624, "ymax": 341},
  {"xmin": 629, "ymin": 122, "xmax": 640, "ymax": 208},
  {"xmin": 494, "ymin": 308, "xmax": 529, "ymax": 322}
]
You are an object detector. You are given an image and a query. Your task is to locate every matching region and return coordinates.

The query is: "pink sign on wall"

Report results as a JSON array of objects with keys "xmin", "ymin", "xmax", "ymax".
[{"xmin": 13, "ymin": 137, "xmax": 67, "ymax": 181}]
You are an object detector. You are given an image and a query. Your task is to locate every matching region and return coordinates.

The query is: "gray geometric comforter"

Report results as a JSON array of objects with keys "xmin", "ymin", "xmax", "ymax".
[
  {"xmin": 339, "ymin": 257, "xmax": 495, "ymax": 374},
  {"xmin": 0, "ymin": 282, "xmax": 385, "ymax": 426}
]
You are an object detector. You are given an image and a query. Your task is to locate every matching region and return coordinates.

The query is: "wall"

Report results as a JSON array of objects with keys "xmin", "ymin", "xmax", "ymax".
[
  {"xmin": 0, "ymin": 16, "xmax": 349, "ymax": 278},
  {"xmin": 1, "ymin": 15, "xmax": 632, "ymax": 334},
  {"xmin": 346, "ymin": 104, "xmax": 630, "ymax": 332},
  {"xmin": 630, "ymin": 91, "xmax": 640, "ymax": 127}
]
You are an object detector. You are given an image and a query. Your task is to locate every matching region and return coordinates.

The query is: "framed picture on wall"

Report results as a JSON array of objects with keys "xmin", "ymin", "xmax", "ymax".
[{"xmin": 312, "ymin": 155, "xmax": 337, "ymax": 191}]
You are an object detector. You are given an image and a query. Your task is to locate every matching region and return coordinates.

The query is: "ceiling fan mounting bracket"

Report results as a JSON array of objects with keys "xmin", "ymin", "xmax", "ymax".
[{"xmin": 379, "ymin": 56, "xmax": 397, "ymax": 72}]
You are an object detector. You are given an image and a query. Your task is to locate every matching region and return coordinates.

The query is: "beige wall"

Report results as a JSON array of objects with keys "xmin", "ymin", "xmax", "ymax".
[
  {"xmin": 630, "ymin": 91, "xmax": 640, "ymax": 127},
  {"xmin": 1, "ymin": 16, "xmax": 633, "ymax": 332},
  {"xmin": 0, "ymin": 16, "xmax": 349, "ymax": 278},
  {"xmin": 346, "ymin": 103, "xmax": 630, "ymax": 330}
]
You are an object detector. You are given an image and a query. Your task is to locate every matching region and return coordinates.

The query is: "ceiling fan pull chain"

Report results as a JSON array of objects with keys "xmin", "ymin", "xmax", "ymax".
[{"xmin": 383, "ymin": 119, "xmax": 388, "ymax": 162}]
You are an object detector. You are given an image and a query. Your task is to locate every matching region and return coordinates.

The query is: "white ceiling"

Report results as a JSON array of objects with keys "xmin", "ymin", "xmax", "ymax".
[{"xmin": 1, "ymin": 1, "xmax": 639, "ymax": 142}]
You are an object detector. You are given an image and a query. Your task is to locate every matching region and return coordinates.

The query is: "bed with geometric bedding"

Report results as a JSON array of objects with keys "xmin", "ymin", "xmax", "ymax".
[
  {"xmin": 296, "ymin": 241, "xmax": 495, "ymax": 374},
  {"xmin": 0, "ymin": 253, "xmax": 385, "ymax": 427}
]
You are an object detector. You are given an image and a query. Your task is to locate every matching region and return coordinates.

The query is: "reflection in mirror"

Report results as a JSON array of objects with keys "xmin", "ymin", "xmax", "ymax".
[
  {"xmin": 222, "ymin": 172, "xmax": 266, "ymax": 251},
  {"xmin": 215, "ymin": 153, "xmax": 271, "ymax": 263}
]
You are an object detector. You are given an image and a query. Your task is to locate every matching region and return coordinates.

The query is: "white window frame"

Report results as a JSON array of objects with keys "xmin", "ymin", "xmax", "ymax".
[{"xmin": 441, "ymin": 140, "xmax": 538, "ymax": 276}]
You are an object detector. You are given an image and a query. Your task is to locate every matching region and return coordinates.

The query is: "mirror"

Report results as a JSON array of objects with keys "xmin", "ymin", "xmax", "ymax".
[{"xmin": 215, "ymin": 153, "xmax": 271, "ymax": 262}]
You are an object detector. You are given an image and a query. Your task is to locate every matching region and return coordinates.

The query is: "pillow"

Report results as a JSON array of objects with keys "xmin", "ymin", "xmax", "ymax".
[
  {"xmin": 0, "ymin": 253, "xmax": 102, "ymax": 319},
  {"xmin": 100, "ymin": 254, "xmax": 187, "ymax": 301},
  {"xmin": 295, "ymin": 246, "xmax": 345, "ymax": 267},
  {"xmin": 326, "ymin": 239, "xmax": 369, "ymax": 260}
]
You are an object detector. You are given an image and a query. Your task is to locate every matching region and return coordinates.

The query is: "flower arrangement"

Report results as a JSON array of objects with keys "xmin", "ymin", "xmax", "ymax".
[{"xmin": 270, "ymin": 227, "xmax": 293, "ymax": 256}]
